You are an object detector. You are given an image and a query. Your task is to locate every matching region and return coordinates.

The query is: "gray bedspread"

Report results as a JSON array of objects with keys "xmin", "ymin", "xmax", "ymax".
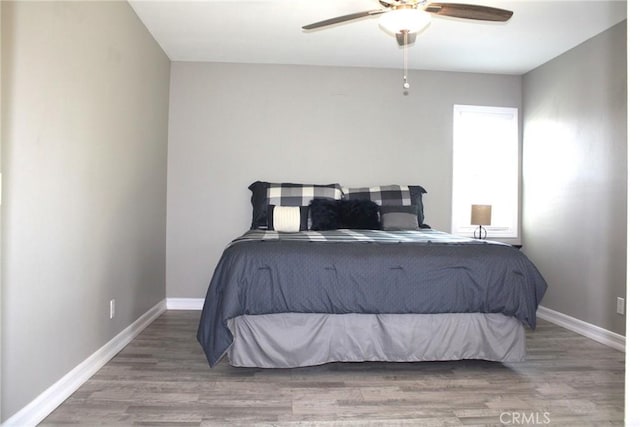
[{"xmin": 197, "ymin": 229, "xmax": 547, "ymax": 366}]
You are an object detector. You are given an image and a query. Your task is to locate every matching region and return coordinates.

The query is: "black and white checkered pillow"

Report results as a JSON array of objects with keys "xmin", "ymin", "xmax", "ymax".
[
  {"xmin": 249, "ymin": 181, "xmax": 342, "ymax": 229},
  {"xmin": 342, "ymin": 185, "xmax": 412, "ymax": 206},
  {"xmin": 267, "ymin": 183, "xmax": 342, "ymax": 207}
]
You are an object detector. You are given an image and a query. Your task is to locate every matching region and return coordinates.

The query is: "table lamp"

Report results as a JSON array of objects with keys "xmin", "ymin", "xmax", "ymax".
[{"xmin": 471, "ymin": 204, "xmax": 492, "ymax": 239}]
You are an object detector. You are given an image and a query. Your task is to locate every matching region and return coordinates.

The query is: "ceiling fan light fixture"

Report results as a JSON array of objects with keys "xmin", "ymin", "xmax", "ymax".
[{"xmin": 378, "ymin": 8, "xmax": 431, "ymax": 36}]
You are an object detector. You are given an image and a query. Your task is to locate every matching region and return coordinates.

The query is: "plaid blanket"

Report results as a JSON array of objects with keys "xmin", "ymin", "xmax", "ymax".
[{"xmin": 230, "ymin": 228, "xmax": 501, "ymax": 246}]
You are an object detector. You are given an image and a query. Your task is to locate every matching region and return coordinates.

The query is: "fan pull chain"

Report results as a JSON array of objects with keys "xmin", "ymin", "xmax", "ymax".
[{"xmin": 402, "ymin": 31, "xmax": 410, "ymax": 90}]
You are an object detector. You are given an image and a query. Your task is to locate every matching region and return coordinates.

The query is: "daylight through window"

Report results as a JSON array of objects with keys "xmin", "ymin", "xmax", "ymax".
[{"xmin": 451, "ymin": 105, "xmax": 519, "ymax": 239}]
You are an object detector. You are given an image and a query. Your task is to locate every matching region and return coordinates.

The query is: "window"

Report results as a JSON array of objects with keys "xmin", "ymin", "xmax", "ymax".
[{"xmin": 451, "ymin": 105, "xmax": 519, "ymax": 239}]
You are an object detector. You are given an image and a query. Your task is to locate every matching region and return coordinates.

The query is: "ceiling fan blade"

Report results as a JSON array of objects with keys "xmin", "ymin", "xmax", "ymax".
[
  {"xmin": 302, "ymin": 9, "xmax": 387, "ymax": 30},
  {"xmin": 426, "ymin": 3, "xmax": 513, "ymax": 22}
]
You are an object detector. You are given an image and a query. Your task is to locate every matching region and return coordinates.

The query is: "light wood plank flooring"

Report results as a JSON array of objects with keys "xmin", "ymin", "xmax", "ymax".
[{"xmin": 41, "ymin": 311, "xmax": 625, "ymax": 426}]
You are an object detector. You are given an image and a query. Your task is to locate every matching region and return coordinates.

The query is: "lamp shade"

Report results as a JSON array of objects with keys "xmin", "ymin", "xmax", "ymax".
[
  {"xmin": 471, "ymin": 204, "xmax": 492, "ymax": 226},
  {"xmin": 379, "ymin": 8, "xmax": 431, "ymax": 35}
]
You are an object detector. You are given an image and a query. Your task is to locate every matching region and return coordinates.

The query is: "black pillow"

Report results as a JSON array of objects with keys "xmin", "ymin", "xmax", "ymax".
[
  {"xmin": 248, "ymin": 181, "xmax": 270, "ymax": 229},
  {"xmin": 309, "ymin": 199, "xmax": 340, "ymax": 231},
  {"xmin": 309, "ymin": 199, "xmax": 381, "ymax": 230},
  {"xmin": 339, "ymin": 199, "xmax": 381, "ymax": 230}
]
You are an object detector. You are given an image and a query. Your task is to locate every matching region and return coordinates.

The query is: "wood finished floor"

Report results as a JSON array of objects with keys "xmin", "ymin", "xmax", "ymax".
[{"xmin": 41, "ymin": 311, "xmax": 625, "ymax": 426}]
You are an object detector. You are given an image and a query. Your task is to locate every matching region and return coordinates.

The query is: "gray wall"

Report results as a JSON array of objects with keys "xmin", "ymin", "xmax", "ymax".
[
  {"xmin": 0, "ymin": 2, "xmax": 3, "ymax": 417},
  {"xmin": 522, "ymin": 21, "xmax": 627, "ymax": 335},
  {"xmin": 625, "ymin": 3, "xmax": 639, "ymax": 421},
  {"xmin": 1, "ymin": 1, "xmax": 170, "ymax": 420},
  {"xmin": 166, "ymin": 62, "xmax": 522, "ymax": 298}
]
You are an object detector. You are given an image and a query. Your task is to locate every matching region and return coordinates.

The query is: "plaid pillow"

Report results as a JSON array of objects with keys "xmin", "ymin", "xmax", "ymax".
[
  {"xmin": 408, "ymin": 185, "xmax": 428, "ymax": 227},
  {"xmin": 267, "ymin": 183, "xmax": 342, "ymax": 207},
  {"xmin": 248, "ymin": 181, "xmax": 342, "ymax": 229},
  {"xmin": 342, "ymin": 185, "xmax": 412, "ymax": 206}
]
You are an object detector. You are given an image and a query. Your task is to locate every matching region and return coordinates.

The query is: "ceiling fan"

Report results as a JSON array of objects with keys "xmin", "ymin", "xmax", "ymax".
[
  {"xmin": 302, "ymin": 1, "xmax": 514, "ymax": 89},
  {"xmin": 303, "ymin": 1, "xmax": 513, "ymax": 44}
]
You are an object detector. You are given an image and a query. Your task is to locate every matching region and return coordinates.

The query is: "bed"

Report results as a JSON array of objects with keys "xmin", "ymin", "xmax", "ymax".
[{"xmin": 197, "ymin": 182, "xmax": 547, "ymax": 368}]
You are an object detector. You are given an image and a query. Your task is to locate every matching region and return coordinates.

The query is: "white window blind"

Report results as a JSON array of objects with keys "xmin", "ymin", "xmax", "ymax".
[{"xmin": 451, "ymin": 105, "xmax": 519, "ymax": 239}]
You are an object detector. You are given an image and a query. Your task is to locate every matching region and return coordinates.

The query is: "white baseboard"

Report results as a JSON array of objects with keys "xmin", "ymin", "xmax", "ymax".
[
  {"xmin": 3, "ymin": 300, "xmax": 167, "ymax": 427},
  {"xmin": 166, "ymin": 297, "xmax": 204, "ymax": 310},
  {"xmin": 537, "ymin": 305, "xmax": 625, "ymax": 352}
]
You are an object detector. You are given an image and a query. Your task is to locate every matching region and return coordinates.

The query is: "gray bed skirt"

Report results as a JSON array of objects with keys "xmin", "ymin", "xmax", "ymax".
[{"xmin": 226, "ymin": 312, "xmax": 526, "ymax": 368}]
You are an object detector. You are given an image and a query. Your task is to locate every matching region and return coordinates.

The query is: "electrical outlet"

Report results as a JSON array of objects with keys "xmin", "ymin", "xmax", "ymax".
[
  {"xmin": 110, "ymin": 299, "xmax": 115, "ymax": 319},
  {"xmin": 616, "ymin": 297, "xmax": 625, "ymax": 315}
]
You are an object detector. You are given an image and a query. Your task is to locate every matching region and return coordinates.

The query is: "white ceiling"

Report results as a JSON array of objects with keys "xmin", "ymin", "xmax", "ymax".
[{"xmin": 128, "ymin": 0, "xmax": 627, "ymax": 75}]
